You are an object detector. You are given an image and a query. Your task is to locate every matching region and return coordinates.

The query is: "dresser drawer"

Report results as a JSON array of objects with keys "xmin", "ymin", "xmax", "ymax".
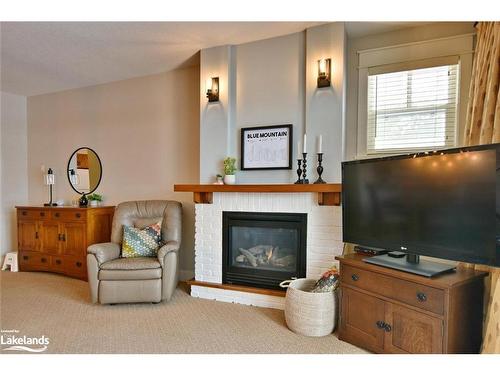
[
  {"xmin": 19, "ymin": 251, "xmax": 51, "ymax": 271},
  {"xmin": 51, "ymin": 210, "xmax": 86, "ymax": 221},
  {"xmin": 341, "ymin": 264, "xmax": 445, "ymax": 315},
  {"xmin": 18, "ymin": 209, "xmax": 48, "ymax": 220},
  {"xmin": 52, "ymin": 256, "xmax": 86, "ymax": 278}
]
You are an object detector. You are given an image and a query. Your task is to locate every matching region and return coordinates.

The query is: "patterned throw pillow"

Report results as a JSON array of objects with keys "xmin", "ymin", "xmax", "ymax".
[
  {"xmin": 311, "ymin": 266, "xmax": 340, "ymax": 293},
  {"xmin": 121, "ymin": 221, "xmax": 162, "ymax": 258}
]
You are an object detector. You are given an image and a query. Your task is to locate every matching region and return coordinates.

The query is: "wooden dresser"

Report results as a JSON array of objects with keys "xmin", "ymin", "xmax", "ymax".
[
  {"xmin": 16, "ymin": 206, "xmax": 115, "ymax": 280},
  {"xmin": 336, "ymin": 254, "xmax": 488, "ymax": 354}
]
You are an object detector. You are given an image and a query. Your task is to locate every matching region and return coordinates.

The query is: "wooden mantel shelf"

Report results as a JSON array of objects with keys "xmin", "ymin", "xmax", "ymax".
[{"xmin": 174, "ymin": 183, "xmax": 342, "ymax": 206}]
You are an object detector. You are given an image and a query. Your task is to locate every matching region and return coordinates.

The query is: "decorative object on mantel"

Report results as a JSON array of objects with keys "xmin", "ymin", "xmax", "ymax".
[
  {"xmin": 67, "ymin": 147, "xmax": 103, "ymax": 207},
  {"xmin": 280, "ymin": 277, "xmax": 337, "ymax": 337},
  {"xmin": 241, "ymin": 124, "xmax": 293, "ymax": 170},
  {"xmin": 314, "ymin": 135, "xmax": 326, "ymax": 184},
  {"xmin": 223, "ymin": 157, "xmax": 237, "ymax": 185},
  {"xmin": 296, "ymin": 133, "xmax": 309, "ymax": 183},
  {"xmin": 174, "ymin": 183, "xmax": 342, "ymax": 206},
  {"xmin": 214, "ymin": 174, "xmax": 224, "ymax": 185},
  {"xmin": 294, "ymin": 158, "xmax": 303, "ymax": 184},
  {"xmin": 43, "ymin": 167, "xmax": 57, "ymax": 206}
]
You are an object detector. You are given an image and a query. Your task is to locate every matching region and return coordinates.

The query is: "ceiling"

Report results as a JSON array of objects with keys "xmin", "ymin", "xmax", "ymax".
[{"xmin": 1, "ymin": 22, "xmax": 430, "ymax": 97}]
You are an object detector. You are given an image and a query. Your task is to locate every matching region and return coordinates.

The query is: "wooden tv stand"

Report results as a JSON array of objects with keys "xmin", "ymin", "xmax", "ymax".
[{"xmin": 336, "ymin": 254, "xmax": 488, "ymax": 353}]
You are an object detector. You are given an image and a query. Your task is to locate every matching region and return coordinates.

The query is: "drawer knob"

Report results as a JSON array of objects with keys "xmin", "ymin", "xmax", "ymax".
[
  {"xmin": 41, "ymin": 258, "xmax": 47, "ymax": 263},
  {"xmin": 76, "ymin": 261, "xmax": 82, "ymax": 268},
  {"xmin": 40, "ymin": 212, "xmax": 45, "ymax": 217},
  {"xmin": 75, "ymin": 213, "xmax": 81, "ymax": 218},
  {"xmin": 23, "ymin": 255, "xmax": 29, "ymax": 261},
  {"xmin": 417, "ymin": 292, "xmax": 427, "ymax": 302},
  {"xmin": 351, "ymin": 274, "xmax": 359, "ymax": 281},
  {"xmin": 22, "ymin": 211, "xmax": 27, "ymax": 216},
  {"xmin": 56, "ymin": 259, "xmax": 62, "ymax": 265},
  {"xmin": 55, "ymin": 212, "xmax": 60, "ymax": 217}
]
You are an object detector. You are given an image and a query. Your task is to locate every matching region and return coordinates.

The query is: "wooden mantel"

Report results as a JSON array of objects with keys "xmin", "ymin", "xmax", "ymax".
[{"xmin": 174, "ymin": 183, "xmax": 342, "ymax": 206}]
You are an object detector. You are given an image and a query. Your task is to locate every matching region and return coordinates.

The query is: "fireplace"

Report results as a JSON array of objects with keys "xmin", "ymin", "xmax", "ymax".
[{"xmin": 222, "ymin": 211, "xmax": 307, "ymax": 290}]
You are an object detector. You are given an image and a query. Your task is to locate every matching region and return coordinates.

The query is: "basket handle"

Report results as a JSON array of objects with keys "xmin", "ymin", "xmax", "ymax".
[{"xmin": 279, "ymin": 280, "xmax": 294, "ymax": 288}]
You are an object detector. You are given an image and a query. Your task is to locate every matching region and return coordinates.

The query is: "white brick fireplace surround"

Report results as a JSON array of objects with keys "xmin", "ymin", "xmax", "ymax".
[{"xmin": 190, "ymin": 192, "xmax": 343, "ymax": 310}]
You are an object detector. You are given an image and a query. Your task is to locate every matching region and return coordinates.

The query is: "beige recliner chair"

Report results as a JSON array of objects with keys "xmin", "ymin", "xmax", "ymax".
[{"xmin": 87, "ymin": 200, "xmax": 182, "ymax": 304}]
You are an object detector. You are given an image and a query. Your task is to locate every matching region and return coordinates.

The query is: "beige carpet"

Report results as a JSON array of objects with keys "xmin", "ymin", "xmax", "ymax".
[{"xmin": 0, "ymin": 271, "xmax": 366, "ymax": 354}]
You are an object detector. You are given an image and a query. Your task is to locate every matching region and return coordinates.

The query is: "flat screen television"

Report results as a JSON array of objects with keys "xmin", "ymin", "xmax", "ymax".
[{"xmin": 341, "ymin": 144, "xmax": 500, "ymax": 276}]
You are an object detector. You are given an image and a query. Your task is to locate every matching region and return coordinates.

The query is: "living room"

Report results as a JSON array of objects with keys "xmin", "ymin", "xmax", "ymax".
[{"xmin": 1, "ymin": 1, "xmax": 499, "ymax": 372}]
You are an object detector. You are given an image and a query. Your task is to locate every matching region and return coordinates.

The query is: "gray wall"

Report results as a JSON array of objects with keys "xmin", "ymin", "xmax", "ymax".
[{"xmin": 199, "ymin": 24, "xmax": 347, "ymax": 184}]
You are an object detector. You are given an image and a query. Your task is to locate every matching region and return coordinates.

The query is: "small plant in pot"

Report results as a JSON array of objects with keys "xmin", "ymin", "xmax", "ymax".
[
  {"xmin": 223, "ymin": 157, "xmax": 237, "ymax": 185},
  {"xmin": 87, "ymin": 193, "xmax": 103, "ymax": 207}
]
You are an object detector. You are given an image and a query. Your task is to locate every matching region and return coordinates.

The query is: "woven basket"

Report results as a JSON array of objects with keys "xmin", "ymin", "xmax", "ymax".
[{"xmin": 280, "ymin": 278, "xmax": 337, "ymax": 337}]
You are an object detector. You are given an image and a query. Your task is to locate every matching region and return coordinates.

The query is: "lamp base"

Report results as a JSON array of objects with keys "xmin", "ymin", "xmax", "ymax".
[{"xmin": 79, "ymin": 194, "xmax": 88, "ymax": 207}]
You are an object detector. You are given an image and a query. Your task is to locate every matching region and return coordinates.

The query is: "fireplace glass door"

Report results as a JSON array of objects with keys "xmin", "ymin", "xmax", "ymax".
[{"xmin": 223, "ymin": 211, "xmax": 307, "ymax": 289}]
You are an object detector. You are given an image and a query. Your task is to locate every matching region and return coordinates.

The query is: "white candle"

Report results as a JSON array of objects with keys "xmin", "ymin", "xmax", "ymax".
[
  {"xmin": 317, "ymin": 135, "xmax": 323, "ymax": 153},
  {"xmin": 303, "ymin": 134, "xmax": 307, "ymax": 153}
]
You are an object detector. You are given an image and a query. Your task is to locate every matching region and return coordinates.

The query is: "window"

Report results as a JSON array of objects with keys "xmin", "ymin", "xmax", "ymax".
[{"xmin": 366, "ymin": 64, "xmax": 459, "ymax": 154}]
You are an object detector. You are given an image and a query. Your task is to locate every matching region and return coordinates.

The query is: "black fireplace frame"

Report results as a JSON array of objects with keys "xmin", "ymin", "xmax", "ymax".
[{"xmin": 222, "ymin": 211, "xmax": 307, "ymax": 290}]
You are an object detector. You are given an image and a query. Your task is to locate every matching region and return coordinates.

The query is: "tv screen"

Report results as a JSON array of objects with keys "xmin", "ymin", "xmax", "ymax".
[{"xmin": 342, "ymin": 144, "xmax": 500, "ymax": 266}]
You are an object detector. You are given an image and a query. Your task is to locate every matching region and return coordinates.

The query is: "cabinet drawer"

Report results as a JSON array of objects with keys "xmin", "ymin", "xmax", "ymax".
[
  {"xmin": 50, "ymin": 210, "xmax": 86, "ymax": 221},
  {"xmin": 18, "ymin": 209, "xmax": 48, "ymax": 220},
  {"xmin": 342, "ymin": 264, "xmax": 445, "ymax": 315},
  {"xmin": 19, "ymin": 251, "xmax": 51, "ymax": 271},
  {"xmin": 52, "ymin": 256, "xmax": 86, "ymax": 277}
]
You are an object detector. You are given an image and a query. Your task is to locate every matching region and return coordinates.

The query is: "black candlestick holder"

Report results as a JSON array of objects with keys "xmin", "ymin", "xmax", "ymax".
[
  {"xmin": 314, "ymin": 153, "xmax": 326, "ymax": 184},
  {"xmin": 301, "ymin": 153, "xmax": 309, "ymax": 184},
  {"xmin": 294, "ymin": 159, "xmax": 303, "ymax": 184}
]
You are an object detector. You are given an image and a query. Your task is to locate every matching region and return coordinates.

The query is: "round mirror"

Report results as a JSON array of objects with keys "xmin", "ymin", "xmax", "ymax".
[{"xmin": 67, "ymin": 147, "xmax": 102, "ymax": 203}]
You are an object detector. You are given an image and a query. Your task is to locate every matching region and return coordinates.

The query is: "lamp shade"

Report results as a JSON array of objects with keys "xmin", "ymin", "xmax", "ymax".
[{"xmin": 44, "ymin": 168, "xmax": 55, "ymax": 185}]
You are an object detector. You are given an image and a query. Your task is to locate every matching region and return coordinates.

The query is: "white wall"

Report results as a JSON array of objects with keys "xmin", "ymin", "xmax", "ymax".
[
  {"xmin": 26, "ymin": 66, "xmax": 200, "ymax": 277},
  {"xmin": 1, "ymin": 91, "xmax": 28, "ymax": 258}
]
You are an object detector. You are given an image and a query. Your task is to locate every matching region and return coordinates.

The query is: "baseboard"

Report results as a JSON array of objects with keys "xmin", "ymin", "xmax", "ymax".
[{"xmin": 178, "ymin": 269, "xmax": 195, "ymax": 281}]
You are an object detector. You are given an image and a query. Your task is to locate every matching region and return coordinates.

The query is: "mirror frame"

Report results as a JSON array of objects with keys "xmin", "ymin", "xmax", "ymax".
[{"xmin": 67, "ymin": 147, "xmax": 103, "ymax": 195}]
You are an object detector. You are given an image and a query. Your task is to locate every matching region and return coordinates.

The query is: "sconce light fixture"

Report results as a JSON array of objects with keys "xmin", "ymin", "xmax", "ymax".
[
  {"xmin": 317, "ymin": 58, "xmax": 331, "ymax": 88},
  {"xmin": 44, "ymin": 168, "xmax": 58, "ymax": 206},
  {"xmin": 206, "ymin": 77, "xmax": 219, "ymax": 102}
]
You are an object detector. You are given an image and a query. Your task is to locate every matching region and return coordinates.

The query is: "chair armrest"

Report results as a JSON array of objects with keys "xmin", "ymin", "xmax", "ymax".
[
  {"xmin": 157, "ymin": 240, "xmax": 180, "ymax": 266},
  {"xmin": 87, "ymin": 242, "xmax": 121, "ymax": 265}
]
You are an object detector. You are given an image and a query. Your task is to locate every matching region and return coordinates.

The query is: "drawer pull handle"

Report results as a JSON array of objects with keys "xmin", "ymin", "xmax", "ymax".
[
  {"xmin": 62, "ymin": 234, "xmax": 66, "ymax": 241},
  {"xmin": 384, "ymin": 323, "xmax": 392, "ymax": 332},
  {"xmin": 75, "ymin": 213, "xmax": 81, "ymax": 218},
  {"xmin": 55, "ymin": 260, "xmax": 62, "ymax": 265},
  {"xmin": 76, "ymin": 261, "xmax": 82, "ymax": 268},
  {"xmin": 35, "ymin": 231, "xmax": 39, "ymax": 239},
  {"xmin": 351, "ymin": 274, "xmax": 359, "ymax": 281},
  {"xmin": 417, "ymin": 292, "xmax": 427, "ymax": 302},
  {"xmin": 41, "ymin": 258, "xmax": 47, "ymax": 263},
  {"xmin": 40, "ymin": 212, "xmax": 45, "ymax": 217},
  {"xmin": 376, "ymin": 321, "xmax": 385, "ymax": 329},
  {"xmin": 23, "ymin": 256, "xmax": 29, "ymax": 261},
  {"xmin": 22, "ymin": 211, "xmax": 27, "ymax": 216},
  {"xmin": 55, "ymin": 212, "xmax": 60, "ymax": 217},
  {"xmin": 58, "ymin": 233, "xmax": 62, "ymax": 241}
]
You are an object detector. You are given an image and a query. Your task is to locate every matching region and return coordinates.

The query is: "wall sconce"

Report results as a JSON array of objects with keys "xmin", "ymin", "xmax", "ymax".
[
  {"xmin": 43, "ymin": 168, "xmax": 57, "ymax": 206},
  {"xmin": 206, "ymin": 77, "xmax": 219, "ymax": 102},
  {"xmin": 317, "ymin": 58, "xmax": 331, "ymax": 88}
]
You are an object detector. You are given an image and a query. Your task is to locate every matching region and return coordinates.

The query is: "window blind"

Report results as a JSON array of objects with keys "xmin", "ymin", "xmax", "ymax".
[{"xmin": 366, "ymin": 63, "xmax": 459, "ymax": 154}]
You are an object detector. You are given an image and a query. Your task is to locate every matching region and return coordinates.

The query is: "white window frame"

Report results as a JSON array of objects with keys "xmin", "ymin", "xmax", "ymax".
[{"xmin": 356, "ymin": 34, "xmax": 474, "ymax": 158}]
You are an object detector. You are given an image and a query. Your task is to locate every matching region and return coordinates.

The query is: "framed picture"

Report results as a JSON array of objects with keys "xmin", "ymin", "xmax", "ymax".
[{"xmin": 241, "ymin": 124, "xmax": 293, "ymax": 170}]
